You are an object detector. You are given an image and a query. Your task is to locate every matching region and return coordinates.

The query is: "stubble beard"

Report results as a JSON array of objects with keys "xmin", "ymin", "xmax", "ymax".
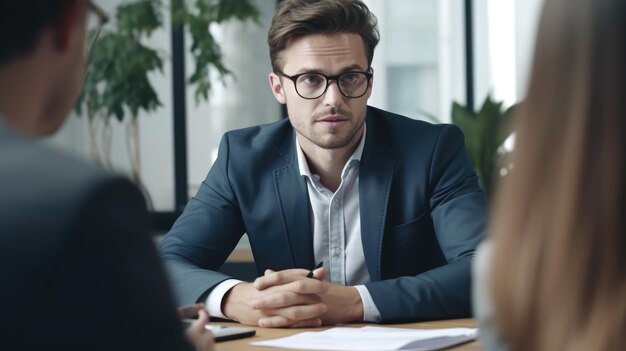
[{"xmin": 303, "ymin": 106, "xmax": 365, "ymax": 150}]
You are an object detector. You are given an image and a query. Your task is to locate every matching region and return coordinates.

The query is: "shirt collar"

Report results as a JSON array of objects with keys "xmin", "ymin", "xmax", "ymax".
[{"xmin": 296, "ymin": 123, "xmax": 367, "ymax": 178}]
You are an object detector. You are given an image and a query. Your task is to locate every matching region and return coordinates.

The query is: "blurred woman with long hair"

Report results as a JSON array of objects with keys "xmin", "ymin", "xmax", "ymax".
[{"xmin": 474, "ymin": 0, "xmax": 626, "ymax": 350}]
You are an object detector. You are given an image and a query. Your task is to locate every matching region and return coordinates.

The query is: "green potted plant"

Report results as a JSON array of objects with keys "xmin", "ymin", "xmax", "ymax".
[
  {"xmin": 451, "ymin": 96, "xmax": 517, "ymax": 199},
  {"xmin": 76, "ymin": 0, "xmax": 259, "ymax": 195}
]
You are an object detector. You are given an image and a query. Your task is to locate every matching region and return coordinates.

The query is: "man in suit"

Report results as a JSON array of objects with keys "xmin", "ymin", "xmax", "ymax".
[
  {"xmin": 0, "ymin": 1, "xmax": 213, "ymax": 349},
  {"xmin": 160, "ymin": 0, "xmax": 488, "ymax": 328}
]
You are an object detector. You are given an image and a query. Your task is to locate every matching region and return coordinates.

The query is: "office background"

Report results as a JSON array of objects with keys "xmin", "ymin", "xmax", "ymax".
[{"xmin": 44, "ymin": 0, "xmax": 543, "ymax": 236}]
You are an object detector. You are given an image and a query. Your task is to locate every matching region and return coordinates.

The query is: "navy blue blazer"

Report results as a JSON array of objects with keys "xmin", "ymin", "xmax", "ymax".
[{"xmin": 160, "ymin": 106, "xmax": 488, "ymax": 322}]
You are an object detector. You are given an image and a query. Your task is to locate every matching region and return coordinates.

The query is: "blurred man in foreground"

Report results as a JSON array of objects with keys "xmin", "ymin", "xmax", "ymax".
[{"xmin": 0, "ymin": 1, "xmax": 213, "ymax": 349}]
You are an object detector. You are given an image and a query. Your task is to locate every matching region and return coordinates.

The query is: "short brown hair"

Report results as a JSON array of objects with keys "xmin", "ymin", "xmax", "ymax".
[{"xmin": 268, "ymin": 0, "xmax": 379, "ymax": 73}]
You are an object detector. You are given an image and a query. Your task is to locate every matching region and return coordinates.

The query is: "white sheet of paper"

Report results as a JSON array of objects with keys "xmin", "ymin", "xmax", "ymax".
[{"xmin": 250, "ymin": 326, "xmax": 479, "ymax": 351}]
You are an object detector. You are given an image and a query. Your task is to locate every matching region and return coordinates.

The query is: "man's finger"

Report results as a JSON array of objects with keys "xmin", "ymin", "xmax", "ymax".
[
  {"xmin": 259, "ymin": 316, "xmax": 323, "ymax": 328},
  {"xmin": 177, "ymin": 303, "xmax": 206, "ymax": 319},
  {"xmin": 254, "ymin": 268, "xmax": 311, "ymax": 290},
  {"xmin": 190, "ymin": 309, "xmax": 210, "ymax": 331},
  {"xmin": 258, "ymin": 303, "xmax": 327, "ymax": 324},
  {"xmin": 252, "ymin": 291, "xmax": 322, "ymax": 309},
  {"xmin": 255, "ymin": 274, "xmax": 327, "ymax": 294},
  {"xmin": 312, "ymin": 266, "xmax": 326, "ymax": 280}
]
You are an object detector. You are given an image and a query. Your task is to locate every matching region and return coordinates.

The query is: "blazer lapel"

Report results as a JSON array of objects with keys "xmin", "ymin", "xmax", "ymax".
[
  {"xmin": 359, "ymin": 113, "xmax": 395, "ymax": 282},
  {"xmin": 273, "ymin": 133, "xmax": 315, "ymax": 270}
]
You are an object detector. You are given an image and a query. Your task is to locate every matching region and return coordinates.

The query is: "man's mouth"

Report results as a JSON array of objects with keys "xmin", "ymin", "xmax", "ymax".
[
  {"xmin": 316, "ymin": 117, "xmax": 348, "ymax": 127},
  {"xmin": 317, "ymin": 115, "xmax": 348, "ymax": 122}
]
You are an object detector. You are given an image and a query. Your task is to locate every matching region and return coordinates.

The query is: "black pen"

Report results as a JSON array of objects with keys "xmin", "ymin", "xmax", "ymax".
[{"xmin": 306, "ymin": 261, "xmax": 324, "ymax": 278}]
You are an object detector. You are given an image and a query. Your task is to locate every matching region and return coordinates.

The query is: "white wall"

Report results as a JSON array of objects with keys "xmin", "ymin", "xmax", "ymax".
[
  {"xmin": 186, "ymin": 0, "xmax": 280, "ymax": 196},
  {"xmin": 473, "ymin": 0, "xmax": 545, "ymax": 107},
  {"xmin": 364, "ymin": 0, "xmax": 466, "ymax": 123},
  {"xmin": 515, "ymin": 0, "xmax": 544, "ymax": 100},
  {"xmin": 363, "ymin": 0, "xmax": 544, "ymax": 120}
]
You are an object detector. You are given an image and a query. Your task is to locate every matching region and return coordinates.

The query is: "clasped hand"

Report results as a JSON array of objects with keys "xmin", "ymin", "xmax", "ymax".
[{"xmin": 222, "ymin": 267, "xmax": 363, "ymax": 327}]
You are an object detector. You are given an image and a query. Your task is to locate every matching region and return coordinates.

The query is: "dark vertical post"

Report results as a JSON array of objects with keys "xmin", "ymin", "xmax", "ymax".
[
  {"xmin": 171, "ymin": 0, "xmax": 189, "ymax": 211},
  {"xmin": 464, "ymin": 0, "xmax": 475, "ymax": 112}
]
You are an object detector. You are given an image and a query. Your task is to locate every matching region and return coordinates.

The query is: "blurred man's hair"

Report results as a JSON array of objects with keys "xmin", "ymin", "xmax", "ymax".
[{"xmin": 0, "ymin": 0, "xmax": 75, "ymax": 65}]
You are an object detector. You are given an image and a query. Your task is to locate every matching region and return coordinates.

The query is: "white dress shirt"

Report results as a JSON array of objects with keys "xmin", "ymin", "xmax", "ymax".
[{"xmin": 207, "ymin": 124, "xmax": 381, "ymax": 322}]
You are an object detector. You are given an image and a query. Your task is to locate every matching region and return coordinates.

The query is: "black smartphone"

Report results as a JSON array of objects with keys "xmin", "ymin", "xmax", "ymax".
[{"xmin": 181, "ymin": 321, "xmax": 256, "ymax": 342}]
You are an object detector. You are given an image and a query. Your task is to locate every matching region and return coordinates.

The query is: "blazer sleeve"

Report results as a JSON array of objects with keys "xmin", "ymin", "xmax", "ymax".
[
  {"xmin": 159, "ymin": 134, "xmax": 247, "ymax": 305},
  {"xmin": 366, "ymin": 124, "xmax": 488, "ymax": 322}
]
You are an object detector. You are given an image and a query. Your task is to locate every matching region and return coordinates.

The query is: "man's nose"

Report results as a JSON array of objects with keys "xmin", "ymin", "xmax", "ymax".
[{"xmin": 322, "ymin": 79, "xmax": 343, "ymax": 105}]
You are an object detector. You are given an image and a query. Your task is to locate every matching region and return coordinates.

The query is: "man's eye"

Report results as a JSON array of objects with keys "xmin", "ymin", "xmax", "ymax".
[
  {"xmin": 342, "ymin": 73, "xmax": 358, "ymax": 83},
  {"xmin": 300, "ymin": 74, "xmax": 323, "ymax": 85},
  {"xmin": 341, "ymin": 73, "xmax": 364, "ymax": 85}
]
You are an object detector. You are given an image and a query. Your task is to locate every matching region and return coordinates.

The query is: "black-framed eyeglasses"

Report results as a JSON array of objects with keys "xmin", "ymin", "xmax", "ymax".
[
  {"xmin": 277, "ymin": 69, "xmax": 373, "ymax": 100},
  {"xmin": 85, "ymin": 1, "xmax": 109, "ymax": 62}
]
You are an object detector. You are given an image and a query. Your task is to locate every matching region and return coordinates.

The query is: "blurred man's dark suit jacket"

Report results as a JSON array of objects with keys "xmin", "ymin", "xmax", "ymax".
[{"xmin": 0, "ymin": 122, "xmax": 192, "ymax": 350}]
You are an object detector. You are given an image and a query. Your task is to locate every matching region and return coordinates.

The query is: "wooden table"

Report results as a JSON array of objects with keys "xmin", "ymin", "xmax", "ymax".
[{"xmin": 216, "ymin": 319, "xmax": 479, "ymax": 351}]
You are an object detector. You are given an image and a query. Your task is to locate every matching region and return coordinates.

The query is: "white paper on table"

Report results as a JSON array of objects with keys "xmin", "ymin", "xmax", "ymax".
[{"xmin": 250, "ymin": 326, "xmax": 479, "ymax": 351}]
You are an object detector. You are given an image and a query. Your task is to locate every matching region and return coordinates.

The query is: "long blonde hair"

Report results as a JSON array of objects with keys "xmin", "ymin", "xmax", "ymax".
[{"xmin": 489, "ymin": 0, "xmax": 626, "ymax": 350}]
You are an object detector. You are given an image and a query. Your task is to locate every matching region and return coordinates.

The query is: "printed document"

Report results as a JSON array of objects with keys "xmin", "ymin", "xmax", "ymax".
[{"xmin": 251, "ymin": 326, "xmax": 478, "ymax": 350}]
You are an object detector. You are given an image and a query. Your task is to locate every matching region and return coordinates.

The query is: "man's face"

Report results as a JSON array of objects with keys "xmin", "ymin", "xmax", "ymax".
[{"xmin": 269, "ymin": 33, "xmax": 372, "ymax": 151}]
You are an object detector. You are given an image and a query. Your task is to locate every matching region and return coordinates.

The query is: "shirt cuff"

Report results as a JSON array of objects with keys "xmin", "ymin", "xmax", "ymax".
[
  {"xmin": 206, "ymin": 279, "xmax": 243, "ymax": 319},
  {"xmin": 354, "ymin": 285, "xmax": 382, "ymax": 322}
]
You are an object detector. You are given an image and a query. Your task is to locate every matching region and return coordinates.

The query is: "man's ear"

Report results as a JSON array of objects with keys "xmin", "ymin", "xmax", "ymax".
[
  {"xmin": 269, "ymin": 73, "xmax": 286, "ymax": 104},
  {"xmin": 366, "ymin": 66, "xmax": 374, "ymax": 99},
  {"xmin": 54, "ymin": 0, "xmax": 87, "ymax": 51}
]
